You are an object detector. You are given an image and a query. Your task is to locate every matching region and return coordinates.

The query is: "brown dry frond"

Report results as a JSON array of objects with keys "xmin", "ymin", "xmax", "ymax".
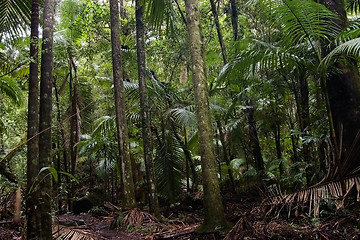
[
  {"xmin": 264, "ymin": 175, "xmax": 360, "ymax": 217},
  {"xmin": 121, "ymin": 208, "xmax": 158, "ymax": 230},
  {"xmin": 52, "ymin": 225, "xmax": 99, "ymax": 240}
]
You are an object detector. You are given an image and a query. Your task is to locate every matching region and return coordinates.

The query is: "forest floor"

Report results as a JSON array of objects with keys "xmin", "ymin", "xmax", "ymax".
[{"xmin": 1, "ymin": 191, "xmax": 360, "ymax": 239}]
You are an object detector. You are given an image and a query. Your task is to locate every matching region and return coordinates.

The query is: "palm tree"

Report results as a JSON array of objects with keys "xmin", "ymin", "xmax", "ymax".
[
  {"xmin": 135, "ymin": 0, "xmax": 160, "ymax": 217},
  {"xmin": 38, "ymin": 0, "xmax": 55, "ymax": 238},
  {"xmin": 26, "ymin": 0, "xmax": 40, "ymax": 238}
]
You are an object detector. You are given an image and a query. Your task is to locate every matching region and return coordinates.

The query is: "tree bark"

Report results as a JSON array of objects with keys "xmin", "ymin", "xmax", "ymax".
[
  {"xmin": 135, "ymin": 0, "xmax": 160, "ymax": 217},
  {"xmin": 38, "ymin": 0, "xmax": 55, "ymax": 238},
  {"xmin": 109, "ymin": 0, "xmax": 136, "ymax": 209},
  {"xmin": 184, "ymin": 0, "xmax": 230, "ymax": 233},
  {"xmin": 26, "ymin": 0, "xmax": 40, "ymax": 238},
  {"xmin": 229, "ymin": 0, "xmax": 239, "ymax": 41}
]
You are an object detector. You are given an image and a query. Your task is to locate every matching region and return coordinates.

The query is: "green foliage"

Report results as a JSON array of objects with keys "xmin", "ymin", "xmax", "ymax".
[
  {"xmin": 0, "ymin": 0, "xmax": 30, "ymax": 38},
  {"xmin": 154, "ymin": 131, "xmax": 184, "ymax": 203},
  {"xmin": 0, "ymin": 76, "xmax": 23, "ymax": 105}
]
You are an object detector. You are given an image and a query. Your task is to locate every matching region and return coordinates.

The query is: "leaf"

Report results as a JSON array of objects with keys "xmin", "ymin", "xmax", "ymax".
[
  {"xmin": 0, "ymin": 0, "xmax": 31, "ymax": 38},
  {"xmin": 40, "ymin": 167, "xmax": 58, "ymax": 181},
  {"xmin": 58, "ymin": 171, "xmax": 79, "ymax": 184}
]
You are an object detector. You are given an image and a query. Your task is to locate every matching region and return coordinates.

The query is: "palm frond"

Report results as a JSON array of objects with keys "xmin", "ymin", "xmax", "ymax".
[
  {"xmin": 265, "ymin": 175, "xmax": 360, "ymax": 217},
  {"xmin": 0, "ymin": 76, "xmax": 23, "ymax": 105},
  {"xmin": 0, "ymin": 0, "xmax": 31, "ymax": 37},
  {"xmin": 53, "ymin": 225, "xmax": 96, "ymax": 240},
  {"xmin": 320, "ymin": 37, "xmax": 360, "ymax": 69},
  {"xmin": 347, "ymin": 0, "xmax": 360, "ymax": 14},
  {"xmin": 218, "ymin": 40, "xmax": 304, "ymax": 83},
  {"xmin": 145, "ymin": 0, "xmax": 179, "ymax": 34},
  {"xmin": 92, "ymin": 115, "xmax": 116, "ymax": 138},
  {"xmin": 154, "ymin": 132, "xmax": 185, "ymax": 203},
  {"xmin": 166, "ymin": 107, "xmax": 197, "ymax": 129},
  {"xmin": 267, "ymin": 0, "xmax": 339, "ymax": 48}
]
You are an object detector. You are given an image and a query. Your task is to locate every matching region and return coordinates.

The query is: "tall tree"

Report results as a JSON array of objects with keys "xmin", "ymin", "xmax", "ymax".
[
  {"xmin": 109, "ymin": 0, "xmax": 136, "ymax": 209},
  {"xmin": 184, "ymin": 0, "xmax": 230, "ymax": 233},
  {"xmin": 26, "ymin": 0, "xmax": 40, "ymax": 238},
  {"xmin": 38, "ymin": 0, "xmax": 55, "ymax": 238},
  {"xmin": 135, "ymin": 0, "xmax": 160, "ymax": 217}
]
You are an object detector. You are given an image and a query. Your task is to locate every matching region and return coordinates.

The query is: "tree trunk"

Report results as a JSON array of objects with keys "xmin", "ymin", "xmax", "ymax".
[
  {"xmin": 184, "ymin": 0, "xmax": 230, "ymax": 233},
  {"xmin": 246, "ymin": 102, "xmax": 265, "ymax": 172},
  {"xmin": 299, "ymin": 73, "xmax": 313, "ymax": 185},
  {"xmin": 135, "ymin": 0, "xmax": 160, "ymax": 217},
  {"xmin": 320, "ymin": 0, "xmax": 360, "ymax": 179},
  {"xmin": 38, "ymin": 0, "xmax": 55, "ymax": 238},
  {"xmin": 229, "ymin": 0, "xmax": 239, "ymax": 41},
  {"xmin": 109, "ymin": 0, "xmax": 136, "ymax": 209},
  {"xmin": 209, "ymin": 0, "xmax": 227, "ymax": 64},
  {"xmin": 26, "ymin": 0, "xmax": 40, "ymax": 238},
  {"xmin": 216, "ymin": 118, "xmax": 235, "ymax": 193}
]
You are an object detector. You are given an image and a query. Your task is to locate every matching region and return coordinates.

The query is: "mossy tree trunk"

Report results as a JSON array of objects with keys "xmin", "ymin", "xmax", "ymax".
[
  {"xmin": 184, "ymin": 0, "xmax": 230, "ymax": 234},
  {"xmin": 109, "ymin": 0, "xmax": 136, "ymax": 209},
  {"xmin": 38, "ymin": 0, "xmax": 55, "ymax": 238}
]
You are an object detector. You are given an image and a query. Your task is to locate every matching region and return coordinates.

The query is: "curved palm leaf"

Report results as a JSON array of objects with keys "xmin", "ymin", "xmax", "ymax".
[
  {"xmin": 320, "ymin": 37, "xmax": 360, "ymax": 68},
  {"xmin": 166, "ymin": 106, "xmax": 197, "ymax": 129},
  {"xmin": 0, "ymin": 0, "xmax": 31, "ymax": 37},
  {"xmin": 0, "ymin": 76, "xmax": 23, "ymax": 105}
]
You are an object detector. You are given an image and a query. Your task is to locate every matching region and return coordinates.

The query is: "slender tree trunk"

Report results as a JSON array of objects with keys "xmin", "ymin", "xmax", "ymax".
[
  {"xmin": 229, "ymin": 0, "xmax": 239, "ymax": 41},
  {"xmin": 70, "ymin": 84, "xmax": 81, "ymax": 175},
  {"xmin": 209, "ymin": 0, "xmax": 227, "ymax": 64},
  {"xmin": 184, "ymin": 0, "xmax": 230, "ymax": 233},
  {"xmin": 135, "ymin": 0, "xmax": 160, "ymax": 217},
  {"xmin": 274, "ymin": 123, "xmax": 283, "ymax": 176},
  {"xmin": 299, "ymin": 73, "xmax": 313, "ymax": 185},
  {"xmin": 216, "ymin": 118, "xmax": 235, "ymax": 193},
  {"xmin": 26, "ymin": 0, "xmax": 40, "ymax": 238},
  {"xmin": 38, "ymin": 0, "xmax": 55, "ymax": 238},
  {"xmin": 109, "ymin": 0, "xmax": 136, "ymax": 209},
  {"xmin": 246, "ymin": 102, "xmax": 265, "ymax": 172}
]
